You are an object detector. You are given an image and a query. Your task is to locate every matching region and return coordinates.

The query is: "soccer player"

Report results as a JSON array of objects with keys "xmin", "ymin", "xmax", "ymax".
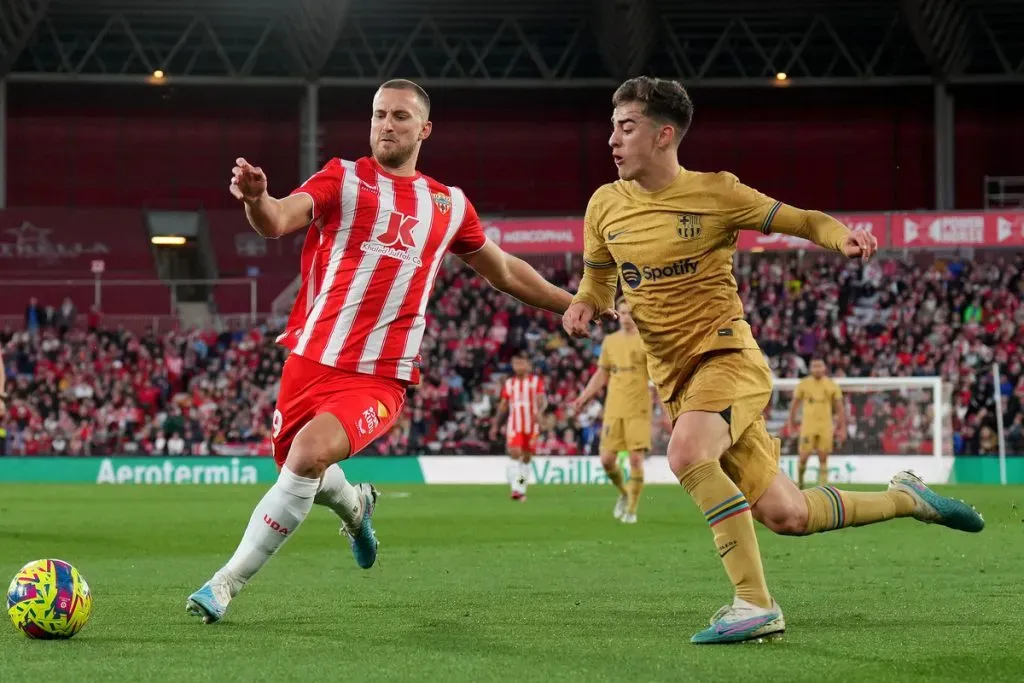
[
  {"xmin": 562, "ymin": 76, "xmax": 985, "ymax": 644},
  {"xmin": 787, "ymin": 357, "xmax": 846, "ymax": 488},
  {"xmin": 573, "ymin": 297, "xmax": 669, "ymax": 523},
  {"xmin": 186, "ymin": 79, "xmax": 575, "ymax": 624},
  {"xmin": 489, "ymin": 352, "xmax": 546, "ymax": 501}
]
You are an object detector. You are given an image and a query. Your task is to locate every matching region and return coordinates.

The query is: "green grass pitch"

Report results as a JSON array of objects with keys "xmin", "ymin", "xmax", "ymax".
[{"xmin": 2, "ymin": 483, "xmax": 1022, "ymax": 682}]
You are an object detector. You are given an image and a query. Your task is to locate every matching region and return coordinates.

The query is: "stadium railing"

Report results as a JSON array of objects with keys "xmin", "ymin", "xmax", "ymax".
[{"xmin": 0, "ymin": 277, "xmax": 262, "ymax": 328}]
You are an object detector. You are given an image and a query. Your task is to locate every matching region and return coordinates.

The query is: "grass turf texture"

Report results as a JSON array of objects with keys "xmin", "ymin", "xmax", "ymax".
[{"xmin": 1, "ymin": 483, "xmax": 1021, "ymax": 682}]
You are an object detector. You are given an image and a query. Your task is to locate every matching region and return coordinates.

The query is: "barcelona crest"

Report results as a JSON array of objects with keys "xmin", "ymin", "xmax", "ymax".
[
  {"xmin": 432, "ymin": 191, "xmax": 452, "ymax": 215},
  {"xmin": 677, "ymin": 213, "xmax": 702, "ymax": 240}
]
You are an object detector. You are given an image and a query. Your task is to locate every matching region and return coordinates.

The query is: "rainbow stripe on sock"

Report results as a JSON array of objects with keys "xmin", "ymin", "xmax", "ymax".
[
  {"xmin": 704, "ymin": 494, "xmax": 750, "ymax": 527},
  {"xmin": 820, "ymin": 486, "xmax": 847, "ymax": 529}
]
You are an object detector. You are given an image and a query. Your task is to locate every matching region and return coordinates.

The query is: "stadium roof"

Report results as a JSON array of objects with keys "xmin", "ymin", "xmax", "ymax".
[{"xmin": 2, "ymin": 0, "xmax": 1022, "ymax": 87}]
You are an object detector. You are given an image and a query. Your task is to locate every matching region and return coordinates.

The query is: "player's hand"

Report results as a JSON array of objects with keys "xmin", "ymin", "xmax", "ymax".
[
  {"xmin": 0, "ymin": 398, "xmax": 5, "ymax": 419},
  {"xmin": 836, "ymin": 430, "xmax": 847, "ymax": 447},
  {"xmin": 230, "ymin": 157, "xmax": 268, "ymax": 204},
  {"xmin": 599, "ymin": 308, "xmax": 618, "ymax": 322},
  {"xmin": 841, "ymin": 229, "xmax": 878, "ymax": 262},
  {"xmin": 563, "ymin": 302, "xmax": 596, "ymax": 338}
]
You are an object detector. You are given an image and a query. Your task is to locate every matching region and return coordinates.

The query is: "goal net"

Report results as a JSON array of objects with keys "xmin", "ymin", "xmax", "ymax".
[{"xmin": 769, "ymin": 376, "xmax": 952, "ymax": 484}]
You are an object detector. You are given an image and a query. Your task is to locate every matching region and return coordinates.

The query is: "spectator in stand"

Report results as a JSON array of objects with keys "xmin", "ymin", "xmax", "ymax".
[
  {"xmin": 55, "ymin": 297, "xmax": 77, "ymax": 338},
  {"xmin": 86, "ymin": 305, "xmax": 102, "ymax": 333},
  {"xmin": 24, "ymin": 298, "xmax": 42, "ymax": 335}
]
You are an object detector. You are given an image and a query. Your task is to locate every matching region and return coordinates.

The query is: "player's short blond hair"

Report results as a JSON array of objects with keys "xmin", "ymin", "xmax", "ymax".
[
  {"xmin": 612, "ymin": 76, "xmax": 693, "ymax": 140},
  {"xmin": 379, "ymin": 78, "xmax": 431, "ymax": 116}
]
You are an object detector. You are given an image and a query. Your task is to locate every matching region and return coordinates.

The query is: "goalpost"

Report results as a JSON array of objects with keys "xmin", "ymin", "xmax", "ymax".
[{"xmin": 770, "ymin": 376, "xmax": 948, "ymax": 483}]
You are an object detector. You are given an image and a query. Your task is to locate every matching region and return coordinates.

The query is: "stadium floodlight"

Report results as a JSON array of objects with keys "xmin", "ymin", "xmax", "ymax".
[{"xmin": 151, "ymin": 235, "xmax": 186, "ymax": 246}]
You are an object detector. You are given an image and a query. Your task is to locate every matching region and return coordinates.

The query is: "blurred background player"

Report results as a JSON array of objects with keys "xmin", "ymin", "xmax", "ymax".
[
  {"xmin": 573, "ymin": 297, "xmax": 669, "ymax": 523},
  {"xmin": 787, "ymin": 358, "xmax": 846, "ymax": 488},
  {"xmin": 490, "ymin": 352, "xmax": 546, "ymax": 501},
  {"xmin": 186, "ymin": 79, "xmax": 575, "ymax": 624},
  {"xmin": 563, "ymin": 75, "xmax": 985, "ymax": 644}
]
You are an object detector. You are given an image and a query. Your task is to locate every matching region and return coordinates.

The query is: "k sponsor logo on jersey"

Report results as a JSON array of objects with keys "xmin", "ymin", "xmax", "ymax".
[
  {"xmin": 677, "ymin": 213, "xmax": 702, "ymax": 240},
  {"xmin": 361, "ymin": 211, "xmax": 423, "ymax": 266},
  {"xmin": 620, "ymin": 259, "xmax": 699, "ymax": 289}
]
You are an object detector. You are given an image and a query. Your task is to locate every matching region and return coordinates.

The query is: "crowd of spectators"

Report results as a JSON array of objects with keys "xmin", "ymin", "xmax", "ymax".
[{"xmin": 1, "ymin": 252, "xmax": 1021, "ymax": 458}]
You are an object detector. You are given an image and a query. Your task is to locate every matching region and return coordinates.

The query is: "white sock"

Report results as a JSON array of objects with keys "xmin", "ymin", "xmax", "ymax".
[
  {"xmin": 215, "ymin": 466, "xmax": 319, "ymax": 593},
  {"xmin": 518, "ymin": 461, "xmax": 530, "ymax": 494},
  {"xmin": 314, "ymin": 464, "xmax": 361, "ymax": 526},
  {"xmin": 507, "ymin": 458, "xmax": 520, "ymax": 493}
]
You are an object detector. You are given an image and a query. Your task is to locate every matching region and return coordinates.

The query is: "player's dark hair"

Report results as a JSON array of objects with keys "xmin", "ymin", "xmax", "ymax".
[
  {"xmin": 612, "ymin": 76, "xmax": 693, "ymax": 140},
  {"xmin": 380, "ymin": 78, "xmax": 431, "ymax": 116}
]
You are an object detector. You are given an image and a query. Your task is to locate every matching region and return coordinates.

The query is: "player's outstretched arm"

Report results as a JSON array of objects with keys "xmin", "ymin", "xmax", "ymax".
[
  {"xmin": 230, "ymin": 157, "xmax": 313, "ymax": 239},
  {"xmin": 489, "ymin": 397, "xmax": 509, "ymax": 442},
  {"xmin": 769, "ymin": 204, "xmax": 878, "ymax": 261},
  {"xmin": 572, "ymin": 367, "xmax": 609, "ymax": 412},
  {"xmin": 786, "ymin": 396, "xmax": 802, "ymax": 433},
  {"xmin": 460, "ymin": 240, "xmax": 574, "ymax": 315},
  {"xmin": 725, "ymin": 174, "xmax": 876, "ymax": 261},
  {"xmin": 834, "ymin": 394, "xmax": 848, "ymax": 445}
]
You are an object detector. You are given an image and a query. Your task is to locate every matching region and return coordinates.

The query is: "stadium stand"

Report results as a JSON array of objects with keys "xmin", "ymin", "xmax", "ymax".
[{"xmin": 2, "ymin": 252, "xmax": 1021, "ymax": 458}]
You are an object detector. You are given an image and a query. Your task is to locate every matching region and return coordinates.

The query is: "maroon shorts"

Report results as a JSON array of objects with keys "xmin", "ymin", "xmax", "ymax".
[{"xmin": 271, "ymin": 353, "xmax": 407, "ymax": 467}]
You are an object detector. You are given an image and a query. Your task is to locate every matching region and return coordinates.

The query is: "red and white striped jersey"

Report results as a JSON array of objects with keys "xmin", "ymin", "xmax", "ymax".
[
  {"xmin": 501, "ymin": 374, "xmax": 545, "ymax": 436},
  {"xmin": 276, "ymin": 156, "xmax": 487, "ymax": 384}
]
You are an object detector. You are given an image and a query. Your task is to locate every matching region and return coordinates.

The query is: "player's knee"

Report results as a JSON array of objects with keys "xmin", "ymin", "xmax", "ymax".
[
  {"xmin": 667, "ymin": 440, "xmax": 722, "ymax": 478},
  {"xmin": 599, "ymin": 452, "xmax": 618, "ymax": 469},
  {"xmin": 758, "ymin": 498, "xmax": 810, "ymax": 536},
  {"xmin": 667, "ymin": 414, "xmax": 731, "ymax": 477},
  {"xmin": 285, "ymin": 443, "xmax": 331, "ymax": 480},
  {"xmin": 628, "ymin": 452, "xmax": 645, "ymax": 471},
  {"xmin": 286, "ymin": 423, "xmax": 348, "ymax": 479}
]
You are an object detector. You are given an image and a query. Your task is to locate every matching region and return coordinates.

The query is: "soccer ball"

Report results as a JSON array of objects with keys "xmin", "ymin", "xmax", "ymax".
[{"xmin": 7, "ymin": 559, "xmax": 93, "ymax": 639}]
